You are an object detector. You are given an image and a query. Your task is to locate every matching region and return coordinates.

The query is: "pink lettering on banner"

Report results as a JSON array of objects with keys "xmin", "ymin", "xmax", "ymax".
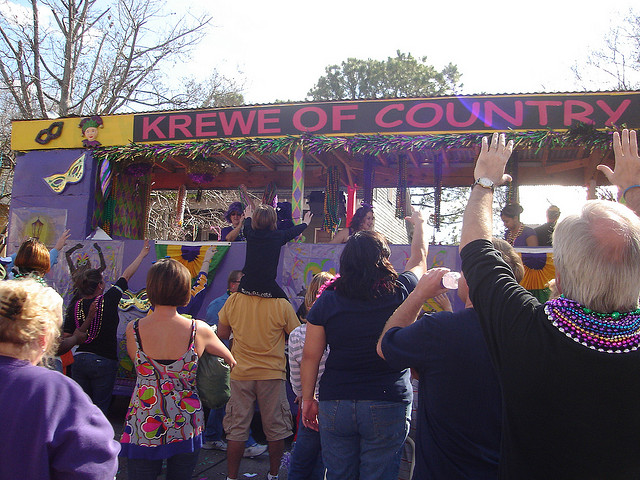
[
  {"xmin": 332, "ymin": 105, "xmax": 358, "ymax": 131},
  {"xmin": 484, "ymin": 101, "xmax": 524, "ymax": 128},
  {"xmin": 219, "ymin": 111, "xmax": 256, "ymax": 135},
  {"xmin": 406, "ymin": 103, "xmax": 443, "ymax": 128},
  {"xmin": 564, "ymin": 100, "xmax": 595, "ymax": 126},
  {"xmin": 446, "ymin": 102, "xmax": 480, "ymax": 128},
  {"xmin": 142, "ymin": 116, "xmax": 166, "ymax": 140},
  {"xmin": 258, "ymin": 109, "xmax": 281, "ymax": 134},
  {"xmin": 195, "ymin": 113, "xmax": 217, "ymax": 137},
  {"xmin": 375, "ymin": 104, "xmax": 404, "ymax": 128},
  {"xmin": 597, "ymin": 99, "xmax": 631, "ymax": 126},
  {"xmin": 524, "ymin": 101, "xmax": 562, "ymax": 126},
  {"xmin": 169, "ymin": 115, "xmax": 193, "ymax": 138},
  {"xmin": 293, "ymin": 107, "xmax": 327, "ymax": 132}
]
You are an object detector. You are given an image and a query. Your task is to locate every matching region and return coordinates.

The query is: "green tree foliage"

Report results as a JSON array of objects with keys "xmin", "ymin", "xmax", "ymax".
[{"xmin": 307, "ymin": 51, "xmax": 462, "ymax": 101}]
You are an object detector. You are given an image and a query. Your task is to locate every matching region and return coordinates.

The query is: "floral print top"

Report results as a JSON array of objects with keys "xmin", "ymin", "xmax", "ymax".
[{"xmin": 120, "ymin": 320, "xmax": 204, "ymax": 460}]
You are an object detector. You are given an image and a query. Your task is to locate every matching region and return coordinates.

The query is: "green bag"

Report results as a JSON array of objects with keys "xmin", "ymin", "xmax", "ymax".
[{"xmin": 196, "ymin": 351, "xmax": 231, "ymax": 409}]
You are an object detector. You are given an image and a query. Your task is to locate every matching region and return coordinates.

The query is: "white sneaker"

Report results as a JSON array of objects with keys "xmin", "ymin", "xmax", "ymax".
[
  {"xmin": 202, "ymin": 440, "xmax": 227, "ymax": 451},
  {"xmin": 243, "ymin": 443, "xmax": 268, "ymax": 458}
]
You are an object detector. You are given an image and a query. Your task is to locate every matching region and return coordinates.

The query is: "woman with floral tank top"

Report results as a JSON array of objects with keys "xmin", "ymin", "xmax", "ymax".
[{"xmin": 120, "ymin": 258, "xmax": 236, "ymax": 480}]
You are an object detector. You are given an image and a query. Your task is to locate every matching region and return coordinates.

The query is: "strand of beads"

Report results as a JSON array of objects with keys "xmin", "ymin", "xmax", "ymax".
[
  {"xmin": 545, "ymin": 296, "xmax": 640, "ymax": 353},
  {"xmin": 74, "ymin": 296, "xmax": 105, "ymax": 343}
]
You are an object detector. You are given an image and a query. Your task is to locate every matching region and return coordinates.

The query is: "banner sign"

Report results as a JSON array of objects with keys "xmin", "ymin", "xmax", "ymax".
[
  {"xmin": 133, "ymin": 92, "xmax": 640, "ymax": 141},
  {"xmin": 281, "ymin": 243, "xmax": 462, "ymax": 311}
]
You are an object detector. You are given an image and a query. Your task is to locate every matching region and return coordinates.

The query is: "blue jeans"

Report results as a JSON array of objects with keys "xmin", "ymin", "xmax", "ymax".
[
  {"xmin": 71, "ymin": 352, "xmax": 119, "ymax": 416},
  {"xmin": 288, "ymin": 410, "xmax": 324, "ymax": 480},
  {"xmin": 127, "ymin": 450, "xmax": 200, "ymax": 480},
  {"xmin": 319, "ymin": 400, "xmax": 410, "ymax": 480}
]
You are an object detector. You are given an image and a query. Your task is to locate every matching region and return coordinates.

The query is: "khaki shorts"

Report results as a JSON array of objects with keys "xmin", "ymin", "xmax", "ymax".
[{"xmin": 223, "ymin": 378, "xmax": 293, "ymax": 442}]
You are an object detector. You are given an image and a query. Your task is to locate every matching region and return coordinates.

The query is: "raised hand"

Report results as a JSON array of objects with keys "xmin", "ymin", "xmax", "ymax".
[
  {"xmin": 414, "ymin": 268, "xmax": 450, "ymax": 302},
  {"xmin": 303, "ymin": 211, "xmax": 313, "ymax": 224},
  {"xmin": 597, "ymin": 129, "xmax": 640, "ymax": 195},
  {"xmin": 54, "ymin": 229, "xmax": 71, "ymax": 251},
  {"xmin": 404, "ymin": 207, "xmax": 425, "ymax": 226},
  {"xmin": 474, "ymin": 132, "xmax": 514, "ymax": 185}
]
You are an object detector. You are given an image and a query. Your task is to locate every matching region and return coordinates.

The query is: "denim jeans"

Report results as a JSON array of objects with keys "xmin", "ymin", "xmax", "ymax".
[
  {"xmin": 204, "ymin": 405, "xmax": 256, "ymax": 446},
  {"xmin": 288, "ymin": 410, "xmax": 324, "ymax": 480},
  {"xmin": 127, "ymin": 450, "xmax": 200, "ymax": 480},
  {"xmin": 71, "ymin": 352, "xmax": 119, "ymax": 416},
  {"xmin": 204, "ymin": 406, "xmax": 226, "ymax": 441},
  {"xmin": 319, "ymin": 399, "xmax": 410, "ymax": 480}
]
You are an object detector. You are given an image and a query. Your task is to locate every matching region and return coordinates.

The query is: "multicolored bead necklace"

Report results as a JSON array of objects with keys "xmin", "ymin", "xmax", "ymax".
[
  {"xmin": 74, "ymin": 295, "xmax": 105, "ymax": 343},
  {"xmin": 506, "ymin": 224, "xmax": 524, "ymax": 246},
  {"xmin": 544, "ymin": 296, "xmax": 640, "ymax": 353}
]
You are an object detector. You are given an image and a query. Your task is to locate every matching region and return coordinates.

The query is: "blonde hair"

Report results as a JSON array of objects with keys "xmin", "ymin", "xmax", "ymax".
[
  {"xmin": 554, "ymin": 200, "xmax": 640, "ymax": 312},
  {"xmin": 491, "ymin": 238, "xmax": 525, "ymax": 283},
  {"xmin": 305, "ymin": 271, "xmax": 335, "ymax": 311},
  {"xmin": 0, "ymin": 278, "xmax": 63, "ymax": 361}
]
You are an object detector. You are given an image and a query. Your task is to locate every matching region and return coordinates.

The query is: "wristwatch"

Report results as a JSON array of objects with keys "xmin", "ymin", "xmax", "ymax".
[{"xmin": 472, "ymin": 177, "xmax": 495, "ymax": 191}]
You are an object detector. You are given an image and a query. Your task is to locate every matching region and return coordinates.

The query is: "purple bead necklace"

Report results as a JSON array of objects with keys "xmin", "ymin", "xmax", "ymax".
[
  {"xmin": 544, "ymin": 296, "xmax": 640, "ymax": 353},
  {"xmin": 74, "ymin": 295, "xmax": 104, "ymax": 343}
]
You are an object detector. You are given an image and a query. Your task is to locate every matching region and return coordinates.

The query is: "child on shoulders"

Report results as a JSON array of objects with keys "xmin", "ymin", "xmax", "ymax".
[{"xmin": 239, "ymin": 204, "xmax": 312, "ymax": 299}]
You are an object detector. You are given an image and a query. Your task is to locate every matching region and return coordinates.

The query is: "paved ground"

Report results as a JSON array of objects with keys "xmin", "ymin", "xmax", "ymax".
[{"xmin": 109, "ymin": 396, "xmax": 292, "ymax": 480}]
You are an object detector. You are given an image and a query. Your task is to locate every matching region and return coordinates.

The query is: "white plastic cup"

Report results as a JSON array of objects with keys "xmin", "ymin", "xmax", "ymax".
[{"xmin": 441, "ymin": 271, "xmax": 461, "ymax": 289}]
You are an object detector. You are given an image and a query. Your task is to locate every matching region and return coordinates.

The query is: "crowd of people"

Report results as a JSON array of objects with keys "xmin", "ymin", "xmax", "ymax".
[{"xmin": 3, "ymin": 129, "xmax": 640, "ymax": 480}]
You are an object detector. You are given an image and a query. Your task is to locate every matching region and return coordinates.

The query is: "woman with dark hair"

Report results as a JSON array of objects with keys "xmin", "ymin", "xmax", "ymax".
[
  {"xmin": 301, "ymin": 210, "xmax": 428, "ymax": 480},
  {"xmin": 329, "ymin": 205, "xmax": 375, "ymax": 244},
  {"xmin": 220, "ymin": 202, "xmax": 246, "ymax": 242},
  {"xmin": 120, "ymin": 258, "xmax": 235, "ymax": 480},
  {"xmin": 501, "ymin": 203, "xmax": 538, "ymax": 247},
  {"xmin": 63, "ymin": 241, "xmax": 150, "ymax": 415}
]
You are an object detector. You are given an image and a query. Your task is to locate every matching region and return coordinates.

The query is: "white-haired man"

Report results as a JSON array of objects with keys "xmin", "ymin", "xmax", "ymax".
[{"xmin": 459, "ymin": 129, "xmax": 640, "ymax": 479}]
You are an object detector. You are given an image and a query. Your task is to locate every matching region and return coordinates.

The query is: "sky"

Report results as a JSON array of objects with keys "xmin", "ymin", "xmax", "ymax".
[{"xmin": 177, "ymin": 0, "xmax": 638, "ymax": 104}]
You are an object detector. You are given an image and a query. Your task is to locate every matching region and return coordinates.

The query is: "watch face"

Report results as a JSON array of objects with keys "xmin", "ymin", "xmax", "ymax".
[{"xmin": 475, "ymin": 178, "xmax": 494, "ymax": 189}]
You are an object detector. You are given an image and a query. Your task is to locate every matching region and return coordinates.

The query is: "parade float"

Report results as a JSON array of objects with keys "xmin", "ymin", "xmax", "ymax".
[{"xmin": 9, "ymin": 90, "xmax": 640, "ymax": 391}]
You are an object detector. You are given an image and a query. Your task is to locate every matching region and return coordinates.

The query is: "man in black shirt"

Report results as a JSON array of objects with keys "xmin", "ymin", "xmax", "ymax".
[
  {"xmin": 534, "ymin": 205, "xmax": 560, "ymax": 246},
  {"xmin": 459, "ymin": 130, "xmax": 640, "ymax": 479}
]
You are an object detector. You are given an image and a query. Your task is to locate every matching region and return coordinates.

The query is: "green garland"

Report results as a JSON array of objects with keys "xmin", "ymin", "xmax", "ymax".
[{"xmin": 92, "ymin": 125, "xmax": 615, "ymax": 168}]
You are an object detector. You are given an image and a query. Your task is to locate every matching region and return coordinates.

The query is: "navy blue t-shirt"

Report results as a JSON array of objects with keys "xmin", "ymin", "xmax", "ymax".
[
  {"xmin": 382, "ymin": 308, "xmax": 501, "ymax": 480},
  {"xmin": 306, "ymin": 271, "xmax": 417, "ymax": 403}
]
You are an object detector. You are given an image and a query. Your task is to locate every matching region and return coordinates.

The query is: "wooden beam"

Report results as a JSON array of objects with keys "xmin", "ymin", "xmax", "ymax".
[
  {"xmin": 583, "ymin": 150, "xmax": 605, "ymax": 185},
  {"xmin": 172, "ymin": 157, "xmax": 189, "ymax": 169},
  {"xmin": 219, "ymin": 153, "xmax": 249, "ymax": 172},
  {"xmin": 333, "ymin": 150, "xmax": 355, "ymax": 186},
  {"xmin": 544, "ymin": 158, "xmax": 587, "ymax": 174},
  {"xmin": 251, "ymin": 153, "xmax": 276, "ymax": 171},
  {"xmin": 376, "ymin": 153, "xmax": 388, "ymax": 167},
  {"xmin": 540, "ymin": 148, "xmax": 549, "ymax": 168},
  {"xmin": 440, "ymin": 149, "xmax": 450, "ymax": 169},
  {"xmin": 407, "ymin": 152, "xmax": 420, "ymax": 168},
  {"xmin": 310, "ymin": 153, "xmax": 328, "ymax": 169},
  {"xmin": 152, "ymin": 160, "xmax": 173, "ymax": 173}
]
